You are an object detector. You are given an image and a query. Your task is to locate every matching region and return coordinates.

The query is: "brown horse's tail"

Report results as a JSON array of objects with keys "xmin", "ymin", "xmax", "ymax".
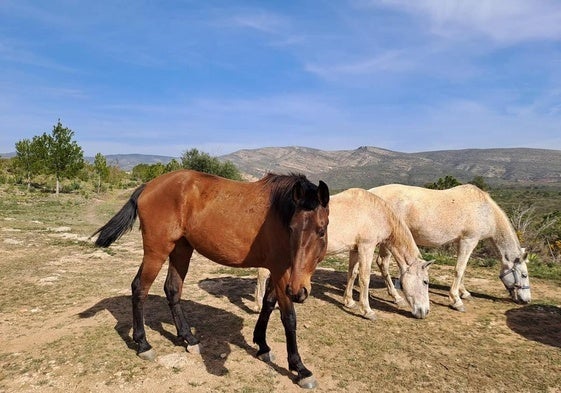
[{"xmin": 92, "ymin": 184, "xmax": 146, "ymax": 248}]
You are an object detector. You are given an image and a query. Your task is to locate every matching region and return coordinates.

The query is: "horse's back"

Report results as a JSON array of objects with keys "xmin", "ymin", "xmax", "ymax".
[
  {"xmin": 136, "ymin": 170, "xmax": 271, "ymax": 264},
  {"xmin": 327, "ymin": 188, "xmax": 395, "ymax": 253},
  {"xmin": 370, "ymin": 184, "xmax": 495, "ymax": 246}
]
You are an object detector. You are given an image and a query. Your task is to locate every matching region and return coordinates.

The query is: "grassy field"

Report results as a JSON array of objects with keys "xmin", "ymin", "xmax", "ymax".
[{"xmin": 1, "ymin": 186, "xmax": 561, "ymax": 392}]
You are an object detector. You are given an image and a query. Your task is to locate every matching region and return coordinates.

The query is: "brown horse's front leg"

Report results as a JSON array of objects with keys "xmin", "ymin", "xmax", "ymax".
[{"xmin": 277, "ymin": 291, "xmax": 317, "ymax": 389}]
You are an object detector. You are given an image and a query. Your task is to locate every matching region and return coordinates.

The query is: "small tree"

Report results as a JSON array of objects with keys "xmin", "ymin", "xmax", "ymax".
[
  {"xmin": 165, "ymin": 159, "xmax": 181, "ymax": 172},
  {"xmin": 93, "ymin": 153, "xmax": 110, "ymax": 193},
  {"xmin": 425, "ymin": 175, "xmax": 462, "ymax": 190},
  {"xmin": 181, "ymin": 148, "xmax": 242, "ymax": 180},
  {"xmin": 14, "ymin": 138, "xmax": 40, "ymax": 190},
  {"xmin": 469, "ymin": 176, "xmax": 489, "ymax": 191},
  {"xmin": 38, "ymin": 120, "xmax": 85, "ymax": 195}
]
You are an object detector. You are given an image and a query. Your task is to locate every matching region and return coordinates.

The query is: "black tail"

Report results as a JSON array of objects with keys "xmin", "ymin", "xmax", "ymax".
[{"xmin": 92, "ymin": 184, "xmax": 146, "ymax": 248}]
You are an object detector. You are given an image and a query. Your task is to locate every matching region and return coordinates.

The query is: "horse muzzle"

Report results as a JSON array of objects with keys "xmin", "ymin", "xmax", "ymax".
[
  {"xmin": 286, "ymin": 285, "xmax": 309, "ymax": 303},
  {"xmin": 411, "ymin": 305, "xmax": 430, "ymax": 319}
]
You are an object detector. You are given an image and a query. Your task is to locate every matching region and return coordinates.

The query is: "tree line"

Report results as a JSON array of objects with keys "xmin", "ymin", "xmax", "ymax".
[{"xmin": 2, "ymin": 121, "xmax": 242, "ymax": 195}]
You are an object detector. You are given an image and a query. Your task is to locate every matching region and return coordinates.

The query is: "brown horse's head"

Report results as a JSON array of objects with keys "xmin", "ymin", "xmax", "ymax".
[{"xmin": 284, "ymin": 179, "xmax": 330, "ymax": 303}]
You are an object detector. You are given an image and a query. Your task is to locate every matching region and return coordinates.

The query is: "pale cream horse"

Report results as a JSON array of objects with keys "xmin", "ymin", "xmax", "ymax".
[
  {"xmin": 257, "ymin": 188, "xmax": 433, "ymax": 320},
  {"xmin": 369, "ymin": 184, "xmax": 531, "ymax": 312}
]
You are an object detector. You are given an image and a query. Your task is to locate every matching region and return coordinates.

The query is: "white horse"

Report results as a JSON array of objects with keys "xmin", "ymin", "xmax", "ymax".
[
  {"xmin": 256, "ymin": 188, "xmax": 433, "ymax": 320},
  {"xmin": 369, "ymin": 184, "xmax": 531, "ymax": 312}
]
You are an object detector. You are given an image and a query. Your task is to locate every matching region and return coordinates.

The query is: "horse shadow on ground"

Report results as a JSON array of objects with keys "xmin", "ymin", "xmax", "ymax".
[
  {"xmin": 198, "ymin": 269, "xmax": 415, "ymax": 320},
  {"xmin": 311, "ymin": 269, "xmax": 417, "ymax": 319},
  {"xmin": 505, "ymin": 304, "xmax": 561, "ymax": 348},
  {"xmin": 426, "ymin": 282, "xmax": 513, "ymax": 308},
  {"xmin": 198, "ymin": 276, "xmax": 259, "ymax": 315},
  {"xmin": 78, "ymin": 294, "xmax": 291, "ymax": 380}
]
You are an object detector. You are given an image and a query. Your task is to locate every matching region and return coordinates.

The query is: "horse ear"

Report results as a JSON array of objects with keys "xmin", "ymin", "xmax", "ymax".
[
  {"xmin": 422, "ymin": 260, "xmax": 435, "ymax": 269},
  {"xmin": 292, "ymin": 181, "xmax": 305, "ymax": 205},
  {"xmin": 521, "ymin": 248, "xmax": 529, "ymax": 261},
  {"xmin": 318, "ymin": 180, "xmax": 330, "ymax": 207}
]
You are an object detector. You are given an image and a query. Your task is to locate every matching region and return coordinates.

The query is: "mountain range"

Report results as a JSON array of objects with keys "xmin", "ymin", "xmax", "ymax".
[
  {"xmin": 96, "ymin": 146, "xmax": 561, "ymax": 190},
  {"xmin": 4, "ymin": 146, "xmax": 561, "ymax": 189},
  {"xmin": 220, "ymin": 146, "xmax": 561, "ymax": 189}
]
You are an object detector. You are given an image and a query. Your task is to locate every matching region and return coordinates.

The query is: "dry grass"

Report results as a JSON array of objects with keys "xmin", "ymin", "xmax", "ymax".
[{"xmin": 1, "ymin": 187, "xmax": 561, "ymax": 392}]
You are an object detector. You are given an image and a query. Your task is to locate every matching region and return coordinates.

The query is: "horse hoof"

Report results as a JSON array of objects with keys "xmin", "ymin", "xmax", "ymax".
[
  {"xmin": 461, "ymin": 293, "xmax": 473, "ymax": 300},
  {"xmin": 257, "ymin": 351, "xmax": 275, "ymax": 363},
  {"xmin": 363, "ymin": 311, "xmax": 377, "ymax": 321},
  {"xmin": 395, "ymin": 298, "xmax": 407, "ymax": 307},
  {"xmin": 450, "ymin": 302, "xmax": 466, "ymax": 312},
  {"xmin": 187, "ymin": 344, "xmax": 201, "ymax": 354},
  {"xmin": 344, "ymin": 299, "xmax": 356, "ymax": 309},
  {"xmin": 297, "ymin": 376, "xmax": 318, "ymax": 389},
  {"xmin": 138, "ymin": 348, "xmax": 157, "ymax": 361}
]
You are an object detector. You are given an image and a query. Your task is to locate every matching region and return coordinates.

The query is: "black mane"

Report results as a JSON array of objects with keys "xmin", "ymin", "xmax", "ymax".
[{"xmin": 261, "ymin": 173, "xmax": 322, "ymax": 226}]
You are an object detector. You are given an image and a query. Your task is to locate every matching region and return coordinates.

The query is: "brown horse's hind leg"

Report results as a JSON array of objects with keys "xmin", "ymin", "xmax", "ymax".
[
  {"xmin": 131, "ymin": 249, "xmax": 171, "ymax": 360},
  {"xmin": 165, "ymin": 238, "xmax": 200, "ymax": 351},
  {"xmin": 253, "ymin": 278, "xmax": 277, "ymax": 362}
]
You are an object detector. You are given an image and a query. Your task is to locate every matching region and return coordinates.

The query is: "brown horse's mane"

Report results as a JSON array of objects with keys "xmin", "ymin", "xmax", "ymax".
[{"xmin": 260, "ymin": 172, "xmax": 319, "ymax": 226}]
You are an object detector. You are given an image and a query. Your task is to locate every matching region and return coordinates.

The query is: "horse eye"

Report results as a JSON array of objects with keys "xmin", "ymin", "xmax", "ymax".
[
  {"xmin": 522, "ymin": 273, "xmax": 528, "ymax": 278},
  {"xmin": 423, "ymin": 280, "xmax": 429, "ymax": 286},
  {"xmin": 318, "ymin": 228, "xmax": 326, "ymax": 237}
]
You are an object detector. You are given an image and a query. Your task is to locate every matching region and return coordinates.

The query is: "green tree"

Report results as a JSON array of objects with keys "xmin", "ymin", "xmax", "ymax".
[
  {"xmin": 425, "ymin": 175, "xmax": 462, "ymax": 190},
  {"xmin": 40, "ymin": 120, "xmax": 85, "ymax": 195},
  {"xmin": 180, "ymin": 148, "xmax": 242, "ymax": 180},
  {"xmin": 14, "ymin": 138, "xmax": 41, "ymax": 190},
  {"xmin": 148, "ymin": 162, "xmax": 166, "ymax": 180},
  {"xmin": 165, "ymin": 158, "xmax": 181, "ymax": 172},
  {"xmin": 93, "ymin": 153, "xmax": 110, "ymax": 193},
  {"xmin": 469, "ymin": 176, "xmax": 489, "ymax": 191},
  {"xmin": 131, "ymin": 163, "xmax": 151, "ymax": 182},
  {"xmin": 131, "ymin": 163, "xmax": 166, "ymax": 182}
]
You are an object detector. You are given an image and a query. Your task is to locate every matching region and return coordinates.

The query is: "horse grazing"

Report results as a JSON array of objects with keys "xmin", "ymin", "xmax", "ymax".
[
  {"xmin": 92, "ymin": 170, "xmax": 330, "ymax": 389},
  {"xmin": 369, "ymin": 184, "xmax": 531, "ymax": 312},
  {"xmin": 256, "ymin": 188, "xmax": 432, "ymax": 320}
]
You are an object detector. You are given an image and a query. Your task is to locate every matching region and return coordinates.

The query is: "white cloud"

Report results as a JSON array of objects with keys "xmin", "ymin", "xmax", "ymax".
[
  {"xmin": 305, "ymin": 49, "xmax": 413, "ymax": 79},
  {"xmin": 373, "ymin": 0, "xmax": 561, "ymax": 44}
]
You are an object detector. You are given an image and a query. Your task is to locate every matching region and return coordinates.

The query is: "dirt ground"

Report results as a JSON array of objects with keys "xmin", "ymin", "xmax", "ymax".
[{"xmin": 1, "ymin": 189, "xmax": 561, "ymax": 393}]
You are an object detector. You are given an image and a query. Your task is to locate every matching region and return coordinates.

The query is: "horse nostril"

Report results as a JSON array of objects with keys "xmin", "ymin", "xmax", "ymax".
[
  {"xmin": 294, "ymin": 287, "xmax": 308, "ymax": 303},
  {"xmin": 285, "ymin": 285, "xmax": 293, "ymax": 297}
]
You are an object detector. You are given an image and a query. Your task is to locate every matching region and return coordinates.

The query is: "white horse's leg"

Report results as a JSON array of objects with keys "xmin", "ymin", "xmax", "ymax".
[
  {"xmin": 254, "ymin": 268, "xmax": 270, "ymax": 312},
  {"xmin": 356, "ymin": 244, "xmax": 376, "ymax": 320},
  {"xmin": 376, "ymin": 245, "xmax": 406, "ymax": 306},
  {"xmin": 343, "ymin": 249, "xmax": 359, "ymax": 309},
  {"xmin": 450, "ymin": 238, "xmax": 478, "ymax": 312}
]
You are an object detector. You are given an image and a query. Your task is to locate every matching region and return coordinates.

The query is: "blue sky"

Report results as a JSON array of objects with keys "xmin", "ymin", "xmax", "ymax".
[{"xmin": 1, "ymin": 1, "xmax": 561, "ymax": 157}]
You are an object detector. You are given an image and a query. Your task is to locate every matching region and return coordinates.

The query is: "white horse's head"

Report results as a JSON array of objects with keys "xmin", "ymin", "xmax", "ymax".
[
  {"xmin": 400, "ymin": 259, "xmax": 433, "ymax": 319},
  {"xmin": 499, "ymin": 248, "xmax": 531, "ymax": 304}
]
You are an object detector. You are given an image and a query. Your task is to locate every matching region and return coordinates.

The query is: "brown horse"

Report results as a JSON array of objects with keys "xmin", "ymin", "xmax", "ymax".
[{"xmin": 93, "ymin": 170, "xmax": 330, "ymax": 389}]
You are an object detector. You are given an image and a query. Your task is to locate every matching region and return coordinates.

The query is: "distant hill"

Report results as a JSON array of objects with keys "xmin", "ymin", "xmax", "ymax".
[{"xmin": 220, "ymin": 146, "xmax": 561, "ymax": 189}]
